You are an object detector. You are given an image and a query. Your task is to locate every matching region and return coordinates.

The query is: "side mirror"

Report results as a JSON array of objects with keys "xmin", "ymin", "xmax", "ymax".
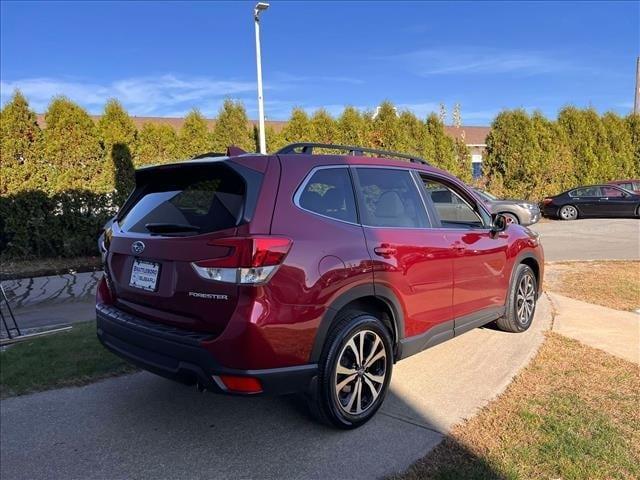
[{"xmin": 490, "ymin": 214, "xmax": 507, "ymax": 236}]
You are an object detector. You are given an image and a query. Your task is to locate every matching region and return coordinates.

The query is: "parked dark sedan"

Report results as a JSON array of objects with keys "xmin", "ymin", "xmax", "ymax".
[{"xmin": 542, "ymin": 185, "xmax": 640, "ymax": 220}]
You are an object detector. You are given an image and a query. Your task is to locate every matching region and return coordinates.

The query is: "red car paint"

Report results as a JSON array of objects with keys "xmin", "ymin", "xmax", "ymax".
[{"xmin": 97, "ymin": 149, "xmax": 544, "ymax": 396}]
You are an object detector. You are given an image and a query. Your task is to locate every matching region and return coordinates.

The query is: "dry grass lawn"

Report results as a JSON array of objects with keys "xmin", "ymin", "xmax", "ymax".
[
  {"xmin": 396, "ymin": 333, "xmax": 640, "ymax": 480},
  {"xmin": 545, "ymin": 261, "xmax": 640, "ymax": 311}
]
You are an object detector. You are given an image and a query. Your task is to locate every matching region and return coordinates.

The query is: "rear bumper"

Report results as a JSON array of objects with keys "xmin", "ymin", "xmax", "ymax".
[
  {"xmin": 541, "ymin": 205, "xmax": 559, "ymax": 218},
  {"xmin": 96, "ymin": 303, "xmax": 317, "ymax": 395}
]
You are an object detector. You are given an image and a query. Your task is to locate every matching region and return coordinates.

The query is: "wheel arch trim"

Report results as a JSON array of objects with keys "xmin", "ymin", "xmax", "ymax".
[{"xmin": 308, "ymin": 284, "xmax": 405, "ymax": 363}]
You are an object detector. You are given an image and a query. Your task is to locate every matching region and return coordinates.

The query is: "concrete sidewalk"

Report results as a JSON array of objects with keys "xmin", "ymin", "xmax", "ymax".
[
  {"xmin": 548, "ymin": 292, "xmax": 640, "ymax": 364},
  {"xmin": 0, "ymin": 297, "xmax": 552, "ymax": 480}
]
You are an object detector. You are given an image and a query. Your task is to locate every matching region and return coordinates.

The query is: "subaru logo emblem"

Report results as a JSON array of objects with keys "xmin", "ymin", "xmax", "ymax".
[{"xmin": 131, "ymin": 241, "xmax": 145, "ymax": 255}]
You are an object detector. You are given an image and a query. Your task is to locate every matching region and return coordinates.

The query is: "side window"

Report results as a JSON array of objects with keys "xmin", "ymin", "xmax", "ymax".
[
  {"xmin": 421, "ymin": 176, "xmax": 487, "ymax": 228},
  {"xmin": 354, "ymin": 168, "xmax": 429, "ymax": 228},
  {"xmin": 570, "ymin": 187, "xmax": 602, "ymax": 197},
  {"xmin": 298, "ymin": 168, "xmax": 357, "ymax": 223},
  {"xmin": 603, "ymin": 186, "xmax": 624, "ymax": 197}
]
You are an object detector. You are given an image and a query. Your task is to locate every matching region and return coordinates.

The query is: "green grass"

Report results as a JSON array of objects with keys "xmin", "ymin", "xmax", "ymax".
[
  {"xmin": 395, "ymin": 333, "xmax": 640, "ymax": 480},
  {"xmin": 1, "ymin": 321, "xmax": 137, "ymax": 398}
]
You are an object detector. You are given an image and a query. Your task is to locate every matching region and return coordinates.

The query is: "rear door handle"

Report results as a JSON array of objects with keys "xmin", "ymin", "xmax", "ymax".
[{"xmin": 374, "ymin": 244, "xmax": 397, "ymax": 257}]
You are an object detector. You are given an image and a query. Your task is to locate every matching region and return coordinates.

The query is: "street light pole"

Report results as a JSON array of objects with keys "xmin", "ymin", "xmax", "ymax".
[
  {"xmin": 634, "ymin": 56, "xmax": 640, "ymax": 115},
  {"xmin": 254, "ymin": 2, "xmax": 269, "ymax": 154}
]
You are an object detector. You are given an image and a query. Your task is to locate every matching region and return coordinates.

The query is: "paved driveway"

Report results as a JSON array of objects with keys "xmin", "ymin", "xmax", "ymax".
[
  {"xmin": 530, "ymin": 218, "xmax": 639, "ymax": 261},
  {"xmin": 0, "ymin": 297, "xmax": 551, "ymax": 480}
]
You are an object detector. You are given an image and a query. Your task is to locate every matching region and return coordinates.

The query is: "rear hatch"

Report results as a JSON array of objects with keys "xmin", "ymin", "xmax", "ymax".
[{"xmin": 104, "ymin": 158, "xmax": 268, "ymax": 335}]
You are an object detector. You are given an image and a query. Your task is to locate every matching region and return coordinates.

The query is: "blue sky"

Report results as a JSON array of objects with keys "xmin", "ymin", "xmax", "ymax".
[{"xmin": 1, "ymin": 1, "xmax": 638, "ymax": 124}]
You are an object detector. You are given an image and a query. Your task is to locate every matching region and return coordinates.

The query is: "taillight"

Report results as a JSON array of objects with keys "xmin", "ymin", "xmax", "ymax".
[
  {"xmin": 542, "ymin": 198, "xmax": 553, "ymax": 205},
  {"xmin": 96, "ymin": 275, "xmax": 115, "ymax": 305},
  {"xmin": 191, "ymin": 236, "xmax": 292, "ymax": 284}
]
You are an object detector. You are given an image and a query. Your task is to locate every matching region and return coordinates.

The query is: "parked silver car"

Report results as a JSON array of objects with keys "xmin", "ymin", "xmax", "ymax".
[{"xmin": 473, "ymin": 189, "xmax": 541, "ymax": 226}]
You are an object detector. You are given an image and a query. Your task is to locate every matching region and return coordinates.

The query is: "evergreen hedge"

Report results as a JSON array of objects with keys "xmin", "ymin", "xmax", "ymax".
[{"xmin": 0, "ymin": 90, "xmax": 637, "ymax": 261}]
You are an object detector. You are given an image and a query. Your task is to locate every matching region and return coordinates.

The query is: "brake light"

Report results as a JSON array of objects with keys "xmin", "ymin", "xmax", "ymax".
[
  {"xmin": 542, "ymin": 198, "xmax": 553, "ymax": 205},
  {"xmin": 191, "ymin": 236, "xmax": 292, "ymax": 284}
]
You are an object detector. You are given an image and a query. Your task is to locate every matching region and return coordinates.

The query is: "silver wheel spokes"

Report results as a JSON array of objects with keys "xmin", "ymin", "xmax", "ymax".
[
  {"xmin": 516, "ymin": 273, "xmax": 536, "ymax": 324},
  {"xmin": 562, "ymin": 206, "xmax": 576, "ymax": 219},
  {"xmin": 335, "ymin": 330, "xmax": 387, "ymax": 415}
]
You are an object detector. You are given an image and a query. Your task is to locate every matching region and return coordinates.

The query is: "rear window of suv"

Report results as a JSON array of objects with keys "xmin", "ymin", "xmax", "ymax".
[{"xmin": 119, "ymin": 164, "xmax": 247, "ymax": 235}]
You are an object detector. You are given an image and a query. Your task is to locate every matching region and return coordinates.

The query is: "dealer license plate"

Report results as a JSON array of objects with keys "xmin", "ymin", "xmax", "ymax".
[{"xmin": 129, "ymin": 259, "xmax": 160, "ymax": 291}]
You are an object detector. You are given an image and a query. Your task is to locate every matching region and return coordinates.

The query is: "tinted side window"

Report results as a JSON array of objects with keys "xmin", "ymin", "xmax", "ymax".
[
  {"xmin": 298, "ymin": 168, "xmax": 357, "ymax": 223},
  {"xmin": 603, "ymin": 186, "xmax": 625, "ymax": 197},
  {"xmin": 355, "ymin": 168, "xmax": 429, "ymax": 228},
  {"xmin": 570, "ymin": 187, "xmax": 602, "ymax": 197},
  {"xmin": 421, "ymin": 176, "xmax": 486, "ymax": 228}
]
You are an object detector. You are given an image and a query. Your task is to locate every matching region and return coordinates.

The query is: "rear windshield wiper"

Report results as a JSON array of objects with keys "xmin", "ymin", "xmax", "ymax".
[{"xmin": 144, "ymin": 223, "xmax": 201, "ymax": 233}]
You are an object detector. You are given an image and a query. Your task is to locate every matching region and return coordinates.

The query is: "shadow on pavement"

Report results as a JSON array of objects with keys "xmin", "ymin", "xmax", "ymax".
[{"xmin": 1, "ymin": 361, "xmax": 505, "ymax": 479}]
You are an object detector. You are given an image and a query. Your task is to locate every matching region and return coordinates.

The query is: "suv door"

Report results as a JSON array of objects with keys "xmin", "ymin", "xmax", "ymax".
[
  {"xmin": 352, "ymin": 167, "xmax": 454, "ymax": 345},
  {"xmin": 417, "ymin": 173, "xmax": 509, "ymax": 333}
]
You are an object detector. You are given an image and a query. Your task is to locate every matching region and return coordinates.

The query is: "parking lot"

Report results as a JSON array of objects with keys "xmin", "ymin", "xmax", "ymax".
[{"xmin": 530, "ymin": 218, "xmax": 640, "ymax": 261}]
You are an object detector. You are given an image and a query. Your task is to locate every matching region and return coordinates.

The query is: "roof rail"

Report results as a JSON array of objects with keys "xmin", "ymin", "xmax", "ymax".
[{"xmin": 276, "ymin": 142, "xmax": 430, "ymax": 166}]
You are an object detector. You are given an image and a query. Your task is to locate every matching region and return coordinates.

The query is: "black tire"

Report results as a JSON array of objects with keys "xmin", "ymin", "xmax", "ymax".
[
  {"xmin": 307, "ymin": 310, "xmax": 393, "ymax": 429},
  {"xmin": 496, "ymin": 264, "xmax": 538, "ymax": 333},
  {"xmin": 636, "ymin": 205, "xmax": 640, "ymax": 218},
  {"xmin": 501, "ymin": 212, "xmax": 520, "ymax": 225},
  {"xmin": 559, "ymin": 204, "xmax": 578, "ymax": 220}
]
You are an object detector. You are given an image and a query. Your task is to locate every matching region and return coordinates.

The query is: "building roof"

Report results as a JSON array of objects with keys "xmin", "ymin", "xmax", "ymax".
[
  {"xmin": 443, "ymin": 126, "xmax": 491, "ymax": 146},
  {"xmin": 35, "ymin": 114, "xmax": 490, "ymax": 146}
]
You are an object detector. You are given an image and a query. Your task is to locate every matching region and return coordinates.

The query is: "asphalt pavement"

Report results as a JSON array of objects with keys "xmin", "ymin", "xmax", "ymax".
[{"xmin": 530, "ymin": 218, "xmax": 639, "ymax": 261}]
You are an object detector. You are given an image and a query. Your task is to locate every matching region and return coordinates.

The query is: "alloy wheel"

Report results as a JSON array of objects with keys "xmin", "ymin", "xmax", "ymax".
[
  {"xmin": 516, "ymin": 273, "xmax": 536, "ymax": 325},
  {"xmin": 560, "ymin": 205, "xmax": 577, "ymax": 220},
  {"xmin": 334, "ymin": 330, "xmax": 387, "ymax": 415},
  {"xmin": 503, "ymin": 213, "xmax": 519, "ymax": 225}
]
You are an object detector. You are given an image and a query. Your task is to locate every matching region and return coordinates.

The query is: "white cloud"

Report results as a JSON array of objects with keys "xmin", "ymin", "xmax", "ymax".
[
  {"xmin": 390, "ymin": 47, "xmax": 574, "ymax": 76},
  {"xmin": 0, "ymin": 75, "xmax": 257, "ymax": 116}
]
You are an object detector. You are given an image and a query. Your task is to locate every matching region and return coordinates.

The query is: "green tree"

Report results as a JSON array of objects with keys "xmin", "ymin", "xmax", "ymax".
[
  {"xmin": 138, "ymin": 123, "xmax": 180, "ymax": 166},
  {"xmin": 626, "ymin": 113, "xmax": 640, "ymax": 176},
  {"xmin": 97, "ymin": 99, "xmax": 137, "ymax": 202},
  {"xmin": 528, "ymin": 112, "xmax": 575, "ymax": 198},
  {"xmin": 0, "ymin": 91, "xmax": 43, "ymax": 194},
  {"xmin": 282, "ymin": 107, "xmax": 312, "ymax": 144},
  {"xmin": 309, "ymin": 109, "xmax": 338, "ymax": 144},
  {"xmin": 601, "ymin": 112, "xmax": 635, "ymax": 178},
  {"xmin": 337, "ymin": 106, "xmax": 370, "ymax": 147},
  {"xmin": 43, "ymin": 97, "xmax": 104, "ymax": 194},
  {"xmin": 397, "ymin": 110, "xmax": 434, "ymax": 161},
  {"xmin": 265, "ymin": 125, "xmax": 287, "ymax": 152},
  {"xmin": 212, "ymin": 99, "xmax": 253, "ymax": 152},
  {"xmin": 179, "ymin": 109, "xmax": 212, "ymax": 158},
  {"xmin": 557, "ymin": 107, "xmax": 615, "ymax": 184},
  {"xmin": 425, "ymin": 113, "xmax": 465, "ymax": 177},
  {"xmin": 370, "ymin": 101, "xmax": 400, "ymax": 150}
]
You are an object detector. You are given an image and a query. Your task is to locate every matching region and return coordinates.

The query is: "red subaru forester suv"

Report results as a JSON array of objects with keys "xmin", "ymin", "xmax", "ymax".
[{"xmin": 97, "ymin": 143, "xmax": 544, "ymax": 429}]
